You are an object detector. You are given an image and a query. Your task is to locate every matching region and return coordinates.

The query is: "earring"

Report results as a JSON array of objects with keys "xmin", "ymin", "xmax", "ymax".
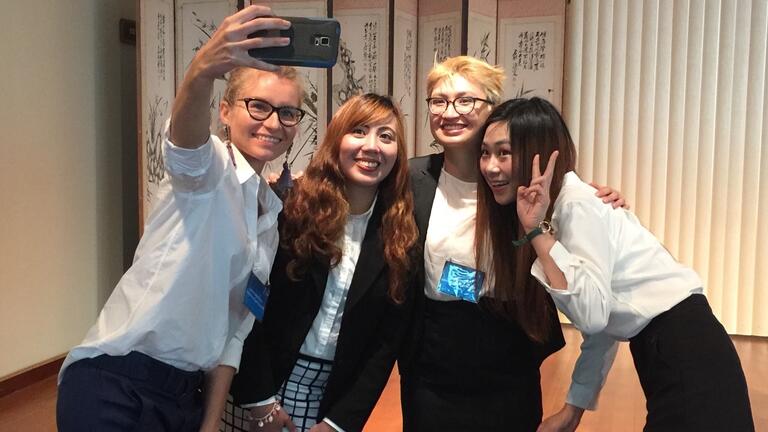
[
  {"xmin": 275, "ymin": 144, "xmax": 294, "ymax": 198},
  {"xmin": 223, "ymin": 125, "xmax": 237, "ymax": 168}
]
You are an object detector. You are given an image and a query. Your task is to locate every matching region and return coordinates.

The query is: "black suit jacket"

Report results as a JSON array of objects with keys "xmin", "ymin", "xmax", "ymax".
[
  {"xmin": 231, "ymin": 198, "xmax": 413, "ymax": 432},
  {"xmin": 397, "ymin": 153, "xmax": 442, "ymax": 378},
  {"xmin": 398, "ymin": 152, "xmax": 564, "ymax": 380}
]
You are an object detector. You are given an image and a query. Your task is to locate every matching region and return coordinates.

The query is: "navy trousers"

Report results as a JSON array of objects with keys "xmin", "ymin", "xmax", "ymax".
[{"xmin": 57, "ymin": 352, "xmax": 204, "ymax": 432}]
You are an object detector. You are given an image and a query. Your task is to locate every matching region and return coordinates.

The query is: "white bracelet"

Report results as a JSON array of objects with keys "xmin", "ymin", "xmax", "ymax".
[{"xmin": 245, "ymin": 402, "xmax": 281, "ymax": 428}]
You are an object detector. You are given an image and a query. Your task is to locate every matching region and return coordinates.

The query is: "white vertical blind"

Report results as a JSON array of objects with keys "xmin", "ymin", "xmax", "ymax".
[{"xmin": 564, "ymin": 0, "xmax": 768, "ymax": 336}]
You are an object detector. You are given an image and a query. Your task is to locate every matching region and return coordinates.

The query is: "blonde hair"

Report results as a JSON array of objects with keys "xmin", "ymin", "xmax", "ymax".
[
  {"xmin": 426, "ymin": 56, "xmax": 505, "ymax": 104},
  {"xmin": 222, "ymin": 66, "xmax": 305, "ymax": 106}
]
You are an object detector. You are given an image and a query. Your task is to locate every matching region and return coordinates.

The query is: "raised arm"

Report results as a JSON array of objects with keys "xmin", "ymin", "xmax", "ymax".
[
  {"xmin": 518, "ymin": 154, "xmax": 615, "ymax": 334},
  {"xmin": 170, "ymin": 5, "xmax": 289, "ymax": 149},
  {"xmin": 516, "ymin": 152, "xmax": 568, "ymax": 291}
]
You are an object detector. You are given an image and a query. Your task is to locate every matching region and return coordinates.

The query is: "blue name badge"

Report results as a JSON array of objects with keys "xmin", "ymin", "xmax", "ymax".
[
  {"xmin": 437, "ymin": 260, "xmax": 484, "ymax": 303},
  {"xmin": 243, "ymin": 272, "xmax": 270, "ymax": 322}
]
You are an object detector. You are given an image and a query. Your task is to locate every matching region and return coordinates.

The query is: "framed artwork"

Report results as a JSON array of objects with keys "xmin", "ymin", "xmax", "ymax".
[
  {"xmin": 497, "ymin": 0, "xmax": 565, "ymax": 107},
  {"xmin": 255, "ymin": 0, "xmax": 329, "ymax": 179},
  {"xmin": 176, "ymin": 0, "xmax": 237, "ymax": 134},
  {"xmin": 415, "ymin": 0, "xmax": 463, "ymax": 156},
  {"xmin": 392, "ymin": 0, "xmax": 418, "ymax": 157},
  {"xmin": 331, "ymin": 0, "xmax": 391, "ymax": 114},
  {"xmin": 467, "ymin": 0, "xmax": 497, "ymax": 64},
  {"xmin": 138, "ymin": 0, "xmax": 175, "ymax": 223}
]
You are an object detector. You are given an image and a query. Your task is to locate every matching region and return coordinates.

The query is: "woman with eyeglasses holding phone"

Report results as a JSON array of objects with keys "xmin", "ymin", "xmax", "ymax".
[
  {"xmin": 56, "ymin": 6, "xmax": 306, "ymax": 432},
  {"xmin": 222, "ymin": 94, "xmax": 418, "ymax": 432},
  {"xmin": 398, "ymin": 56, "xmax": 627, "ymax": 431}
]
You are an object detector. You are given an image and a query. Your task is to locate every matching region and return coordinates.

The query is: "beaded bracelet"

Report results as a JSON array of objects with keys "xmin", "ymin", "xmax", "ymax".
[{"xmin": 245, "ymin": 402, "xmax": 282, "ymax": 428}]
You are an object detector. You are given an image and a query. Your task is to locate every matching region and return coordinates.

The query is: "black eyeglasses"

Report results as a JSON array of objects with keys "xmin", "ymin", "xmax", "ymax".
[
  {"xmin": 425, "ymin": 96, "xmax": 493, "ymax": 115},
  {"xmin": 238, "ymin": 98, "xmax": 306, "ymax": 127}
]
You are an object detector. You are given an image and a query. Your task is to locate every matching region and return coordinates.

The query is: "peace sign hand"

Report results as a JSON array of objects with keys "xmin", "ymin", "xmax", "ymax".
[
  {"xmin": 190, "ymin": 5, "xmax": 291, "ymax": 80},
  {"xmin": 517, "ymin": 151, "xmax": 559, "ymax": 233}
]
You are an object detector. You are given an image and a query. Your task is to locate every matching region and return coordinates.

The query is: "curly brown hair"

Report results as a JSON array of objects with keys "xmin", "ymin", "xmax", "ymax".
[{"xmin": 281, "ymin": 94, "xmax": 418, "ymax": 303}]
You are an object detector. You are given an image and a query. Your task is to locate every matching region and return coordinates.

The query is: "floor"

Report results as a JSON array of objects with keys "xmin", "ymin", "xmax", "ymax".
[{"xmin": 1, "ymin": 326, "xmax": 765, "ymax": 431}]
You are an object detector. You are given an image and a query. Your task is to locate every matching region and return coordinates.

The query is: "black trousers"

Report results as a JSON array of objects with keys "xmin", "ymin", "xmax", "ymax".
[
  {"xmin": 57, "ymin": 352, "xmax": 204, "ymax": 432},
  {"xmin": 401, "ymin": 298, "xmax": 552, "ymax": 432},
  {"xmin": 629, "ymin": 294, "xmax": 754, "ymax": 432},
  {"xmin": 401, "ymin": 374, "xmax": 542, "ymax": 432}
]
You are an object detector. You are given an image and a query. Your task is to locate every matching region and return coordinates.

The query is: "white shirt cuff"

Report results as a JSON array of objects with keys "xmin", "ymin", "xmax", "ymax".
[
  {"xmin": 566, "ymin": 381, "xmax": 600, "ymax": 410},
  {"xmin": 163, "ymin": 120, "xmax": 215, "ymax": 178},
  {"xmin": 323, "ymin": 418, "xmax": 346, "ymax": 432},
  {"xmin": 240, "ymin": 396, "xmax": 277, "ymax": 408},
  {"xmin": 218, "ymin": 313, "xmax": 255, "ymax": 372},
  {"xmin": 531, "ymin": 241, "xmax": 578, "ymax": 296}
]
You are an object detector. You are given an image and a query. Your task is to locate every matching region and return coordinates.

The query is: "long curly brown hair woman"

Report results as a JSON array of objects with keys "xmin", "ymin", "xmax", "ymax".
[{"xmin": 281, "ymin": 94, "xmax": 418, "ymax": 303}]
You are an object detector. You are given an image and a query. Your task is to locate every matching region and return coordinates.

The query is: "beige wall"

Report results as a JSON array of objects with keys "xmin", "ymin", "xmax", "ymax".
[{"xmin": 0, "ymin": 0, "xmax": 136, "ymax": 377}]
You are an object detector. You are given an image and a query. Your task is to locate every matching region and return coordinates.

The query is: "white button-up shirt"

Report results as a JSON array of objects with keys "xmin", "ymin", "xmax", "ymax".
[
  {"xmin": 249, "ymin": 199, "xmax": 375, "ymax": 432},
  {"xmin": 531, "ymin": 171, "xmax": 703, "ymax": 409},
  {"xmin": 59, "ymin": 126, "xmax": 282, "ymax": 382},
  {"xmin": 300, "ymin": 198, "xmax": 376, "ymax": 360}
]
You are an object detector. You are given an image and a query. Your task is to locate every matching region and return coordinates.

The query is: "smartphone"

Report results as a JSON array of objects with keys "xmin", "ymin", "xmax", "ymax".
[{"xmin": 248, "ymin": 17, "xmax": 340, "ymax": 68}]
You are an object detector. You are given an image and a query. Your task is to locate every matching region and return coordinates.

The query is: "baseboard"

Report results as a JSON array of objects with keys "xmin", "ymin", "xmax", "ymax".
[{"xmin": 0, "ymin": 354, "xmax": 65, "ymax": 399}]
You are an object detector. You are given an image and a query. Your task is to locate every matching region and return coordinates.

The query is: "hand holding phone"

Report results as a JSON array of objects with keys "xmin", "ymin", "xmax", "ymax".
[
  {"xmin": 248, "ymin": 17, "xmax": 340, "ymax": 68},
  {"xmin": 189, "ymin": 5, "xmax": 292, "ymax": 79}
]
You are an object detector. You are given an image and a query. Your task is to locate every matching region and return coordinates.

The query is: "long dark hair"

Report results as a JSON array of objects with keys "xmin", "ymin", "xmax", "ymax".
[
  {"xmin": 281, "ymin": 94, "xmax": 418, "ymax": 303},
  {"xmin": 475, "ymin": 97, "xmax": 576, "ymax": 342}
]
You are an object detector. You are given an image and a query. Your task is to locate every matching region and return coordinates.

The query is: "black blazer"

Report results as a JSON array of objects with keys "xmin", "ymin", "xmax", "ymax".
[
  {"xmin": 398, "ymin": 153, "xmax": 564, "ymax": 381},
  {"xmin": 231, "ymin": 198, "xmax": 413, "ymax": 432}
]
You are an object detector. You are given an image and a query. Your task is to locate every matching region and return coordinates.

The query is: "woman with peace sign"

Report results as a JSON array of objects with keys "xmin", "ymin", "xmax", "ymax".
[{"xmin": 476, "ymin": 97, "xmax": 754, "ymax": 431}]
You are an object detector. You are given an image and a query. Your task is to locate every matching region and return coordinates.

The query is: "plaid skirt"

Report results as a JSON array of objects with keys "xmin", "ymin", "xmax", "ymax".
[{"xmin": 221, "ymin": 354, "xmax": 333, "ymax": 432}]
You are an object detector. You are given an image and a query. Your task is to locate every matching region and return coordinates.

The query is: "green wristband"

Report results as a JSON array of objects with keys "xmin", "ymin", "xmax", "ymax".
[
  {"xmin": 512, "ymin": 226, "xmax": 543, "ymax": 247},
  {"xmin": 512, "ymin": 220, "xmax": 554, "ymax": 247}
]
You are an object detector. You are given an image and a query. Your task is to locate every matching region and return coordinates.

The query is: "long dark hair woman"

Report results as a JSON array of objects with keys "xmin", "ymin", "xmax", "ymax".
[{"xmin": 476, "ymin": 97, "xmax": 754, "ymax": 432}]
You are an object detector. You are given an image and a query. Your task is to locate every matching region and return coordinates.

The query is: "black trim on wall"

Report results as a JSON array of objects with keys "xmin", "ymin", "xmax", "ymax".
[
  {"xmin": 327, "ymin": 0, "xmax": 333, "ymax": 123},
  {"xmin": 461, "ymin": 0, "xmax": 468, "ymax": 55},
  {"xmin": 0, "ymin": 355, "xmax": 65, "ymax": 399},
  {"xmin": 388, "ymin": 0, "xmax": 395, "ymax": 95}
]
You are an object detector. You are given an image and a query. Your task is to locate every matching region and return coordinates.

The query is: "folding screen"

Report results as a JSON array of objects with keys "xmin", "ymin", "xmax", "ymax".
[
  {"xmin": 331, "ymin": 0, "xmax": 391, "ymax": 114},
  {"xmin": 467, "ymin": 0, "xmax": 497, "ymax": 64},
  {"xmin": 175, "ymin": 0, "xmax": 237, "ymax": 136},
  {"xmin": 139, "ymin": 0, "xmax": 176, "ymax": 221},
  {"xmin": 392, "ymin": 0, "xmax": 419, "ymax": 157},
  {"xmin": 139, "ymin": 0, "xmax": 568, "ymax": 212},
  {"xmin": 415, "ymin": 0, "xmax": 463, "ymax": 156}
]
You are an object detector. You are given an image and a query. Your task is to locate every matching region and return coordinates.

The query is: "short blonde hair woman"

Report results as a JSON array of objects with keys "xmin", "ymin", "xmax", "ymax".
[{"xmin": 399, "ymin": 56, "xmax": 625, "ymax": 431}]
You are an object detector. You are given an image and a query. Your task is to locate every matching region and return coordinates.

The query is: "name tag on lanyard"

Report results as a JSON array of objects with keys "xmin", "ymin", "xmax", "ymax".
[
  {"xmin": 436, "ymin": 260, "xmax": 484, "ymax": 303},
  {"xmin": 243, "ymin": 272, "xmax": 270, "ymax": 322}
]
